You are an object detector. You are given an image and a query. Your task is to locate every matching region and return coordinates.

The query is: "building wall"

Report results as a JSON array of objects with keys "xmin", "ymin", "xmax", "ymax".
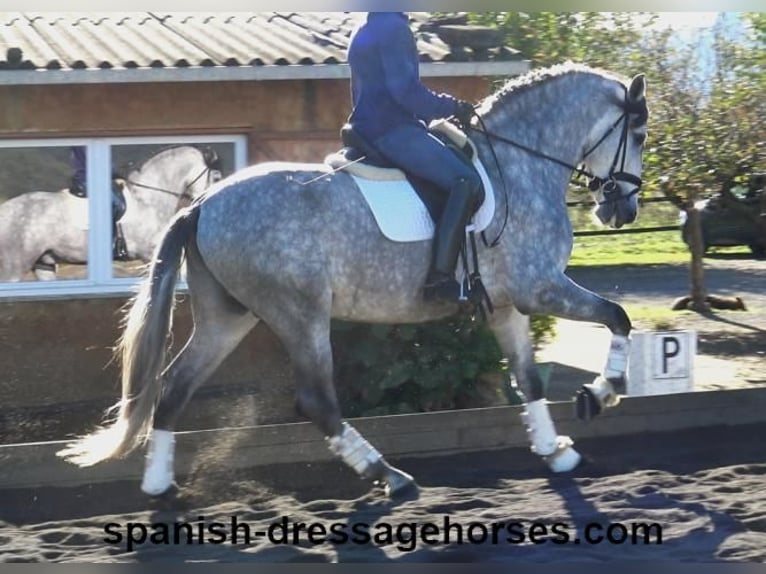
[
  {"xmin": 0, "ymin": 76, "xmax": 487, "ymax": 161},
  {"xmin": 0, "ymin": 73, "xmax": 494, "ymax": 442},
  {"xmin": 0, "ymin": 297, "xmax": 300, "ymax": 443}
]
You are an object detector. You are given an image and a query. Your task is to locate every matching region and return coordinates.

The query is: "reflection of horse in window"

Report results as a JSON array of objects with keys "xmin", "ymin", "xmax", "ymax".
[
  {"xmin": 0, "ymin": 145, "xmax": 222, "ymax": 281},
  {"xmin": 59, "ymin": 64, "xmax": 648, "ymax": 499}
]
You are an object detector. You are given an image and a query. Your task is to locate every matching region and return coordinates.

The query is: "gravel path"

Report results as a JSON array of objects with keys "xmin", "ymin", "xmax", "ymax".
[{"xmin": 537, "ymin": 256, "xmax": 766, "ymax": 398}]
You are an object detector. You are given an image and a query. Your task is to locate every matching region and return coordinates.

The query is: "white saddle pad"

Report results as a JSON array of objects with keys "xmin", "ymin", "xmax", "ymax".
[
  {"xmin": 351, "ymin": 157, "xmax": 495, "ymax": 242},
  {"xmin": 63, "ymin": 190, "xmax": 89, "ymax": 231}
]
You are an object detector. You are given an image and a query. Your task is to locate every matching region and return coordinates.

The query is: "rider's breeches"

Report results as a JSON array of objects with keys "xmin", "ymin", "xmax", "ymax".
[{"xmin": 372, "ymin": 124, "xmax": 481, "ymax": 194}]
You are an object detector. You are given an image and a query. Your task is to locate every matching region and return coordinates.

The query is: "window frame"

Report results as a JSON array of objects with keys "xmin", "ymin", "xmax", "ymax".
[{"xmin": 0, "ymin": 134, "xmax": 247, "ymax": 301}]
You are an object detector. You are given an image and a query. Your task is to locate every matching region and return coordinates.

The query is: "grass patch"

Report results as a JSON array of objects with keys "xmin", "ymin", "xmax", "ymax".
[
  {"xmin": 569, "ymin": 229, "xmax": 752, "ymax": 266},
  {"xmin": 623, "ymin": 303, "xmax": 690, "ymax": 331},
  {"xmin": 570, "ymin": 229, "xmax": 690, "ymax": 266}
]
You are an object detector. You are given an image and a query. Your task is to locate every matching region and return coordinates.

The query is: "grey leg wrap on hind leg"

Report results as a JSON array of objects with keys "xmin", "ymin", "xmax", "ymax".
[
  {"xmin": 326, "ymin": 421, "xmax": 382, "ymax": 478},
  {"xmin": 326, "ymin": 422, "xmax": 415, "ymax": 496}
]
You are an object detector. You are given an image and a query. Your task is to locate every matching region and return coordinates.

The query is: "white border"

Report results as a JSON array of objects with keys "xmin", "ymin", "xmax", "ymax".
[{"xmin": 0, "ymin": 134, "xmax": 247, "ymax": 301}]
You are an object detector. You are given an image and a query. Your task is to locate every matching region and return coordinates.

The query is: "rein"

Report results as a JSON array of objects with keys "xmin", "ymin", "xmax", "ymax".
[
  {"xmin": 126, "ymin": 165, "xmax": 212, "ymax": 204},
  {"xmin": 466, "ymin": 88, "xmax": 643, "ymax": 247}
]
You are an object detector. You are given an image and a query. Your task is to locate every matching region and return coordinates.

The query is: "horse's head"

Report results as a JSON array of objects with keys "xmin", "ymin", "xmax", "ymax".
[
  {"xmin": 202, "ymin": 147, "xmax": 224, "ymax": 186},
  {"xmin": 122, "ymin": 145, "xmax": 225, "ymax": 210},
  {"xmin": 189, "ymin": 147, "xmax": 223, "ymax": 196},
  {"xmin": 582, "ymin": 73, "xmax": 648, "ymax": 229}
]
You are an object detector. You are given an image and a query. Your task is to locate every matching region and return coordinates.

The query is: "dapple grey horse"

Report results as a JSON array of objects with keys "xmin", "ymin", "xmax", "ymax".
[
  {"xmin": 59, "ymin": 63, "xmax": 648, "ymax": 498},
  {"xmin": 0, "ymin": 145, "xmax": 222, "ymax": 281}
]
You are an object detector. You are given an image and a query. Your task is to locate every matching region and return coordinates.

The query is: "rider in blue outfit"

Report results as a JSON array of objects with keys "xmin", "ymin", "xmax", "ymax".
[
  {"xmin": 69, "ymin": 146, "xmax": 128, "ymax": 260},
  {"xmin": 347, "ymin": 12, "xmax": 481, "ymax": 304},
  {"xmin": 69, "ymin": 146, "xmax": 88, "ymax": 197}
]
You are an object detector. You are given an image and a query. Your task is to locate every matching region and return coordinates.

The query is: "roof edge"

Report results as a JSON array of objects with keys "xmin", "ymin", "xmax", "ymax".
[{"xmin": 0, "ymin": 61, "xmax": 530, "ymax": 86}]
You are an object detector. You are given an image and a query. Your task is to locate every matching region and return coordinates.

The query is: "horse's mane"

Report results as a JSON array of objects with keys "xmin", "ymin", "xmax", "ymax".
[
  {"xmin": 122, "ymin": 145, "xmax": 218, "ymax": 177},
  {"xmin": 477, "ymin": 62, "xmax": 624, "ymax": 115}
]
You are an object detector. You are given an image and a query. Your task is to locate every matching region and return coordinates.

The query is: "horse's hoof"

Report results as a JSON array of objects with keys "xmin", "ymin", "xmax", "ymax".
[
  {"xmin": 370, "ymin": 460, "xmax": 416, "ymax": 497},
  {"xmin": 141, "ymin": 481, "xmax": 175, "ymax": 497},
  {"xmin": 545, "ymin": 439, "xmax": 581, "ymax": 473},
  {"xmin": 141, "ymin": 473, "xmax": 176, "ymax": 496},
  {"xmin": 574, "ymin": 386, "xmax": 601, "ymax": 421}
]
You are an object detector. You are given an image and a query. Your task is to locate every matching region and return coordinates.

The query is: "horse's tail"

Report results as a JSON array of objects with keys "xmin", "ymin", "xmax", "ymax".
[{"xmin": 57, "ymin": 205, "xmax": 201, "ymax": 467}]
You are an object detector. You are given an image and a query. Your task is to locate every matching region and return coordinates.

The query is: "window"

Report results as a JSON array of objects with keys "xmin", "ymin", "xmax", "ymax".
[{"xmin": 0, "ymin": 135, "xmax": 246, "ymax": 299}]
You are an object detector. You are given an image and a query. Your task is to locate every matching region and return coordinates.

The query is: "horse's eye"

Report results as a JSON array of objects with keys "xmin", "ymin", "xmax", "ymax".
[{"xmin": 634, "ymin": 133, "xmax": 646, "ymax": 147}]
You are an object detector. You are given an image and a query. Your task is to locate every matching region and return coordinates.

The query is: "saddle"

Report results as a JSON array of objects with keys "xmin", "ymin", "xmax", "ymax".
[
  {"xmin": 66, "ymin": 177, "xmax": 128, "ymax": 222},
  {"xmin": 65, "ymin": 178, "xmax": 129, "ymax": 260},
  {"xmin": 326, "ymin": 121, "xmax": 493, "ymax": 319},
  {"xmin": 328, "ymin": 120, "xmax": 485, "ymax": 222}
]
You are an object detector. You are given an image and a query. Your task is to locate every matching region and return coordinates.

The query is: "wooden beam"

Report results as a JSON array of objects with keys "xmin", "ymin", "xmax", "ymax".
[{"xmin": 1, "ymin": 387, "xmax": 765, "ymax": 490}]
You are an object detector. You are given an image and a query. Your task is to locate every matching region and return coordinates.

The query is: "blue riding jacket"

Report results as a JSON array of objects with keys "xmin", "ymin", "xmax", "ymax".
[
  {"xmin": 347, "ymin": 12, "xmax": 462, "ymax": 142},
  {"xmin": 71, "ymin": 146, "xmax": 86, "ymax": 191}
]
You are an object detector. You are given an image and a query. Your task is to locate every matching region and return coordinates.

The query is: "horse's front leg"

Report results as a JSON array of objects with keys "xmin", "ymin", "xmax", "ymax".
[
  {"xmin": 512, "ymin": 273, "xmax": 631, "ymax": 422},
  {"xmin": 33, "ymin": 253, "xmax": 58, "ymax": 281},
  {"xmin": 488, "ymin": 305, "xmax": 581, "ymax": 473}
]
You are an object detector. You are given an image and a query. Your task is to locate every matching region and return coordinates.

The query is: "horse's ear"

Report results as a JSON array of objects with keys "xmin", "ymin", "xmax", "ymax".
[
  {"xmin": 628, "ymin": 73, "xmax": 646, "ymax": 102},
  {"xmin": 202, "ymin": 146, "xmax": 223, "ymax": 172}
]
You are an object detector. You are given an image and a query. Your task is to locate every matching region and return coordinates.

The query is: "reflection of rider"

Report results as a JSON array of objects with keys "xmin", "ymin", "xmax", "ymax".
[
  {"xmin": 69, "ymin": 146, "xmax": 129, "ymax": 260},
  {"xmin": 347, "ymin": 12, "xmax": 481, "ymax": 304},
  {"xmin": 69, "ymin": 146, "xmax": 87, "ymax": 198}
]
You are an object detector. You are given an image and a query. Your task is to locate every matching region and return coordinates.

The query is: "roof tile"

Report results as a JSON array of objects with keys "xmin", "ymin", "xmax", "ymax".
[{"xmin": 0, "ymin": 12, "xmax": 517, "ymax": 72}]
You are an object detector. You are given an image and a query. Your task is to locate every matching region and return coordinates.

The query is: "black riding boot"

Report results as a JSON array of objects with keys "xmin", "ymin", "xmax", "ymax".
[
  {"xmin": 111, "ymin": 181, "xmax": 129, "ymax": 260},
  {"xmin": 69, "ymin": 176, "xmax": 87, "ymax": 198},
  {"xmin": 112, "ymin": 222, "xmax": 129, "ymax": 261},
  {"xmin": 423, "ymin": 178, "xmax": 479, "ymax": 303}
]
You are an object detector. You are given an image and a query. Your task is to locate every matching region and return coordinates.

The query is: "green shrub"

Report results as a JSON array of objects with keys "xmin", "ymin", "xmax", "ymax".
[{"xmin": 331, "ymin": 314, "xmax": 556, "ymax": 417}]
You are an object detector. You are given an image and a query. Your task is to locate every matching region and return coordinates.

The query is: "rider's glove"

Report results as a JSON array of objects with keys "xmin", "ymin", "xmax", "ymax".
[{"xmin": 454, "ymin": 100, "xmax": 475, "ymax": 129}]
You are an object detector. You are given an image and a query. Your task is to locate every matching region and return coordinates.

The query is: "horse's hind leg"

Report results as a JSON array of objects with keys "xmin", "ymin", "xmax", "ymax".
[
  {"xmin": 141, "ymin": 245, "xmax": 258, "ymax": 495},
  {"xmin": 489, "ymin": 305, "xmax": 581, "ymax": 473},
  {"xmin": 263, "ymin": 293, "xmax": 414, "ymax": 497}
]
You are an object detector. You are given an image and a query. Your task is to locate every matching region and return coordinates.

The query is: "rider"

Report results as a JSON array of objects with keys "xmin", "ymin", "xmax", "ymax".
[
  {"xmin": 347, "ymin": 12, "xmax": 481, "ymax": 304},
  {"xmin": 69, "ymin": 146, "xmax": 129, "ymax": 260}
]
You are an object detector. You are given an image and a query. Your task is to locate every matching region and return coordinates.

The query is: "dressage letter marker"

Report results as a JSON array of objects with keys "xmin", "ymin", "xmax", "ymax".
[
  {"xmin": 627, "ymin": 331, "xmax": 696, "ymax": 395},
  {"xmin": 659, "ymin": 336, "xmax": 680, "ymax": 377}
]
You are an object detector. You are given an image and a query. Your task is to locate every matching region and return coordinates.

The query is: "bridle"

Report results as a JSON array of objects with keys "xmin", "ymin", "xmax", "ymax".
[
  {"xmin": 125, "ymin": 164, "xmax": 215, "ymax": 208},
  {"xmin": 580, "ymin": 91, "xmax": 645, "ymax": 203},
  {"xmin": 466, "ymin": 85, "xmax": 646, "ymax": 246}
]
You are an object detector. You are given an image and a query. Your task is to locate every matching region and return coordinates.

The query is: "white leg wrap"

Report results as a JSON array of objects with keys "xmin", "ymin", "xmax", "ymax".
[
  {"xmin": 327, "ymin": 422, "xmax": 382, "ymax": 477},
  {"xmin": 521, "ymin": 399, "xmax": 558, "ymax": 456},
  {"xmin": 604, "ymin": 334, "xmax": 630, "ymax": 380},
  {"xmin": 521, "ymin": 399, "xmax": 581, "ymax": 473},
  {"xmin": 141, "ymin": 429, "xmax": 175, "ymax": 496}
]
